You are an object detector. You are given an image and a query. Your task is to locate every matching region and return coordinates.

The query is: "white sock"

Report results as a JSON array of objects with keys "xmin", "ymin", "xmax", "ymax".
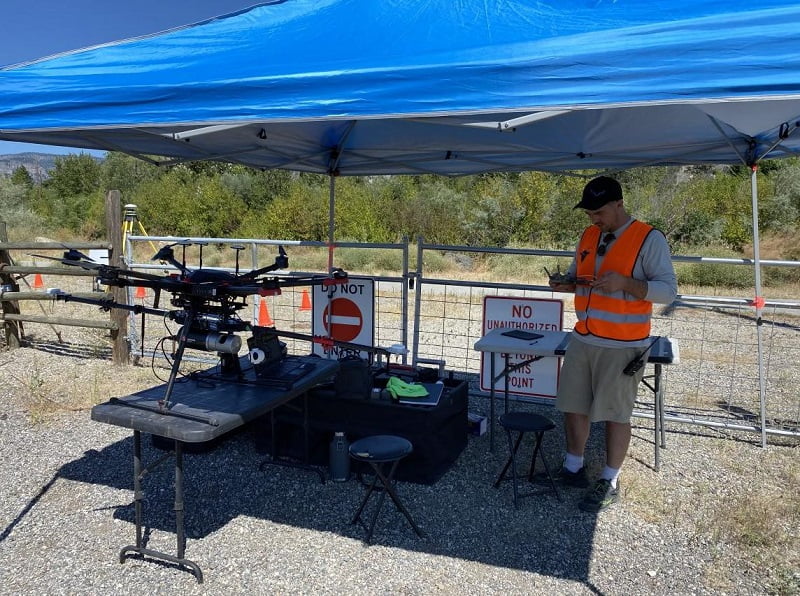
[
  {"xmin": 564, "ymin": 452, "xmax": 584, "ymax": 473},
  {"xmin": 600, "ymin": 465, "xmax": 620, "ymax": 488}
]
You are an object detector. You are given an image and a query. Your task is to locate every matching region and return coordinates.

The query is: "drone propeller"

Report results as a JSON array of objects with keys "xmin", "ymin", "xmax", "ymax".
[
  {"xmin": 30, "ymin": 252, "xmax": 192, "ymax": 291},
  {"xmin": 62, "ymin": 247, "xmax": 95, "ymax": 262},
  {"xmin": 30, "ymin": 253, "xmax": 104, "ymax": 271},
  {"xmin": 151, "ymin": 243, "xmax": 188, "ymax": 276}
]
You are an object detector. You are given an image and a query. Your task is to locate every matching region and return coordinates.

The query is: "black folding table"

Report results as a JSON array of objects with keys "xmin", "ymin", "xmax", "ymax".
[{"xmin": 91, "ymin": 355, "xmax": 339, "ymax": 583}]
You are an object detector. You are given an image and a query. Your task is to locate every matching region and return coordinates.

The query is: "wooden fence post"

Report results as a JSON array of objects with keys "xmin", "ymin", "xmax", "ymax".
[
  {"xmin": 0, "ymin": 221, "xmax": 22, "ymax": 348},
  {"xmin": 105, "ymin": 190, "xmax": 129, "ymax": 364}
]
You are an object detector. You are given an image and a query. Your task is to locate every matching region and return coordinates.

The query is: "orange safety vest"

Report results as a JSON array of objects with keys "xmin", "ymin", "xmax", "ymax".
[{"xmin": 574, "ymin": 220, "xmax": 654, "ymax": 341}]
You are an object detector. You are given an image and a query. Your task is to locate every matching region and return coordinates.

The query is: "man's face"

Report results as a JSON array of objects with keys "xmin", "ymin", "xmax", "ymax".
[{"xmin": 583, "ymin": 200, "xmax": 622, "ymax": 232}]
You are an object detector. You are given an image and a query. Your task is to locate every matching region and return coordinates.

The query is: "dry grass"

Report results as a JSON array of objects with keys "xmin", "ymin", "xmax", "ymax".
[
  {"xmin": 1, "ymin": 348, "xmax": 160, "ymax": 422},
  {"xmin": 623, "ymin": 432, "xmax": 800, "ymax": 595}
]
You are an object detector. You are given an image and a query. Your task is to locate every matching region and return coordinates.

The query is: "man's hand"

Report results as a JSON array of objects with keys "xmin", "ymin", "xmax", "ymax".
[
  {"xmin": 592, "ymin": 272, "xmax": 648, "ymax": 299},
  {"xmin": 549, "ymin": 280, "xmax": 576, "ymax": 293}
]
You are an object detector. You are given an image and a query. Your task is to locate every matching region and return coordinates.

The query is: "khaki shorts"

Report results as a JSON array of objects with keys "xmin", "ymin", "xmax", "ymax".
[{"xmin": 555, "ymin": 338, "xmax": 647, "ymax": 423}]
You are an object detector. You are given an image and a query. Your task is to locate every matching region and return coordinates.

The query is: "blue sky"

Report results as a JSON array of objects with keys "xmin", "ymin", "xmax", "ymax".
[{"xmin": 0, "ymin": 0, "xmax": 260, "ymax": 156}]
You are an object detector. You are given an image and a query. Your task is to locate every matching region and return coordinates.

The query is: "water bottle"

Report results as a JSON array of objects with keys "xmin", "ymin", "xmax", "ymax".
[{"xmin": 329, "ymin": 432, "xmax": 350, "ymax": 482}]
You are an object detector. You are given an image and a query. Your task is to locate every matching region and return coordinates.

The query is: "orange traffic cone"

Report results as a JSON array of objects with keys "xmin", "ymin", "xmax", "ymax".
[
  {"xmin": 135, "ymin": 285, "xmax": 146, "ymax": 300},
  {"xmin": 258, "ymin": 298, "xmax": 274, "ymax": 326},
  {"xmin": 299, "ymin": 289, "xmax": 312, "ymax": 311},
  {"xmin": 33, "ymin": 273, "xmax": 44, "ymax": 289}
]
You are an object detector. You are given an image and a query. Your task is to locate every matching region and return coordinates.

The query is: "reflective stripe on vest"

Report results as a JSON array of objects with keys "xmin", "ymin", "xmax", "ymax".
[{"xmin": 574, "ymin": 220, "xmax": 654, "ymax": 341}]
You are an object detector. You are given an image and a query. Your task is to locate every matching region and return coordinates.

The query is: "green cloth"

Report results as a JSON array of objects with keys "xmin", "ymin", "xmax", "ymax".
[{"xmin": 385, "ymin": 376, "xmax": 429, "ymax": 399}]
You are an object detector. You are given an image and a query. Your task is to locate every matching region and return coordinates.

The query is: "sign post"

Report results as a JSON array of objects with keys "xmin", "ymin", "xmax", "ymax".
[{"xmin": 480, "ymin": 296, "xmax": 563, "ymax": 399}]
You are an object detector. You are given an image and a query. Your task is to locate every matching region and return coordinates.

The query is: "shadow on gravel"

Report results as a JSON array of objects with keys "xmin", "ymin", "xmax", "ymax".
[
  {"xmin": 23, "ymin": 339, "xmax": 113, "ymax": 361},
  {"xmin": 52, "ymin": 408, "xmax": 609, "ymax": 592}
]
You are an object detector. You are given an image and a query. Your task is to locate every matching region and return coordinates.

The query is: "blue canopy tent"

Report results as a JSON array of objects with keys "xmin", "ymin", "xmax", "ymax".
[
  {"xmin": 1, "ymin": 0, "xmax": 800, "ymax": 174},
  {"xmin": 2, "ymin": 0, "xmax": 800, "ymax": 444}
]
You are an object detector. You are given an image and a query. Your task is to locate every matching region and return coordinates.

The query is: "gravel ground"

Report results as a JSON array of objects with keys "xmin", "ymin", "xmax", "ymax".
[{"xmin": 0, "ymin": 324, "xmax": 798, "ymax": 595}]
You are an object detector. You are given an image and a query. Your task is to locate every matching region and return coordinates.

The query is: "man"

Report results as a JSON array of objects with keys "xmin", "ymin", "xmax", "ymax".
[{"xmin": 549, "ymin": 176, "xmax": 677, "ymax": 512}]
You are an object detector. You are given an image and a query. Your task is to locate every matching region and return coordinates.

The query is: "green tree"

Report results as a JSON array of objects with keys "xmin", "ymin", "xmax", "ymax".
[
  {"xmin": 100, "ymin": 152, "xmax": 161, "ymax": 199},
  {"xmin": 26, "ymin": 153, "xmax": 105, "ymax": 234},
  {"xmin": 762, "ymin": 158, "xmax": 800, "ymax": 234},
  {"xmin": 463, "ymin": 174, "xmax": 524, "ymax": 246},
  {"xmin": 333, "ymin": 177, "xmax": 393, "ymax": 242},
  {"xmin": 512, "ymin": 171, "xmax": 557, "ymax": 244},
  {"xmin": 387, "ymin": 178, "xmax": 470, "ymax": 245},
  {"xmin": 539, "ymin": 175, "xmax": 586, "ymax": 248},
  {"xmin": 0, "ymin": 177, "xmax": 44, "ymax": 232},
  {"xmin": 258, "ymin": 181, "xmax": 329, "ymax": 240},
  {"xmin": 133, "ymin": 168, "xmax": 247, "ymax": 237},
  {"xmin": 10, "ymin": 165, "xmax": 33, "ymax": 188},
  {"xmin": 220, "ymin": 167, "xmax": 294, "ymax": 211},
  {"xmin": 681, "ymin": 170, "xmax": 753, "ymax": 250},
  {"xmin": 47, "ymin": 153, "xmax": 102, "ymax": 198}
]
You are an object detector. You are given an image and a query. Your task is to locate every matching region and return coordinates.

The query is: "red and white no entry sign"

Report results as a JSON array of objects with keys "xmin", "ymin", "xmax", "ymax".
[
  {"xmin": 312, "ymin": 278, "xmax": 375, "ymax": 358},
  {"xmin": 322, "ymin": 297, "xmax": 363, "ymax": 341}
]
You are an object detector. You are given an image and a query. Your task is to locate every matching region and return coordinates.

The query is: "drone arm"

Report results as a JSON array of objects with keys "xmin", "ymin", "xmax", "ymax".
[
  {"xmin": 254, "ymin": 271, "xmax": 348, "ymax": 292},
  {"xmin": 151, "ymin": 245, "xmax": 188, "ymax": 276},
  {"xmin": 238, "ymin": 245, "xmax": 289, "ymax": 279},
  {"xmin": 166, "ymin": 255, "xmax": 187, "ymax": 275},
  {"xmin": 239, "ymin": 261, "xmax": 281, "ymax": 279},
  {"xmin": 56, "ymin": 292, "xmax": 169, "ymax": 318}
]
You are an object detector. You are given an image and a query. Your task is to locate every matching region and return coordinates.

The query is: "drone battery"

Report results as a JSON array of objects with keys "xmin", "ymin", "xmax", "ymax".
[{"xmin": 183, "ymin": 329, "xmax": 242, "ymax": 354}]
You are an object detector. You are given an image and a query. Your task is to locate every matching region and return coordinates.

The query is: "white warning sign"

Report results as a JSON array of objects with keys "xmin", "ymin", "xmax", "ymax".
[{"xmin": 480, "ymin": 296, "xmax": 563, "ymax": 398}]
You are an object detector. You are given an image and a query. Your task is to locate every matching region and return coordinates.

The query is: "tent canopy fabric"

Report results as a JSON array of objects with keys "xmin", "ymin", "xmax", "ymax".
[{"xmin": 1, "ymin": 0, "xmax": 800, "ymax": 175}]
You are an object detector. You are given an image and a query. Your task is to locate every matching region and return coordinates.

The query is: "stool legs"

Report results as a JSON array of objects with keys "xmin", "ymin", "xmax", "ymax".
[
  {"xmin": 493, "ymin": 431, "xmax": 525, "ymax": 490},
  {"xmin": 350, "ymin": 460, "xmax": 423, "ymax": 543},
  {"xmin": 494, "ymin": 428, "xmax": 561, "ymax": 508},
  {"xmin": 529, "ymin": 430, "xmax": 559, "ymax": 498}
]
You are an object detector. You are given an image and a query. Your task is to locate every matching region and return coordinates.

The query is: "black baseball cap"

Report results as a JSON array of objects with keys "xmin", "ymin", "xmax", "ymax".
[{"xmin": 574, "ymin": 176, "xmax": 623, "ymax": 210}]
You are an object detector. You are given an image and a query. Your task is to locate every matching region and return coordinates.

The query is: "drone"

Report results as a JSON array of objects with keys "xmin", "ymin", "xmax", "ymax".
[{"xmin": 32, "ymin": 243, "xmax": 369, "ymax": 411}]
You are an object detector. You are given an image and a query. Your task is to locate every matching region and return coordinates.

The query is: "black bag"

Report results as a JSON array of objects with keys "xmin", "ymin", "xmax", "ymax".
[{"xmin": 334, "ymin": 356, "xmax": 373, "ymax": 400}]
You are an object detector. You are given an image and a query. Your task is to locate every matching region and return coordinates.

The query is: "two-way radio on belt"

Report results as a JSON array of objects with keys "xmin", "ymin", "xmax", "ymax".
[{"xmin": 622, "ymin": 335, "xmax": 661, "ymax": 376}]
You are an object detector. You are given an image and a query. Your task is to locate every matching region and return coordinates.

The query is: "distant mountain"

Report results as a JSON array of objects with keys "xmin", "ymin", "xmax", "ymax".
[
  {"xmin": 0, "ymin": 152, "xmax": 58, "ymax": 181},
  {"xmin": 0, "ymin": 152, "xmax": 103, "ymax": 182}
]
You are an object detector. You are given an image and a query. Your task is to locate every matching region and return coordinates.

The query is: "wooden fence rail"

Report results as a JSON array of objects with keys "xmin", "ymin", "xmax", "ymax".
[
  {"xmin": 0, "ymin": 191, "xmax": 129, "ymax": 362},
  {"xmin": 0, "ymin": 265, "xmax": 101, "ymax": 277},
  {"xmin": 0, "ymin": 313, "xmax": 118, "ymax": 330},
  {"xmin": 0, "ymin": 241, "xmax": 108, "ymax": 251},
  {"xmin": 0, "ymin": 291, "xmax": 100, "ymax": 301}
]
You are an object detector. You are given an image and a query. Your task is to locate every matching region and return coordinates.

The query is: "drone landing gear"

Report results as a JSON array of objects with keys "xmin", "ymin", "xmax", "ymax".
[
  {"xmin": 219, "ymin": 352, "xmax": 242, "ymax": 377},
  {"xmin": 119, "ymin": 432, "xmax": 204, "ymax": 583}
]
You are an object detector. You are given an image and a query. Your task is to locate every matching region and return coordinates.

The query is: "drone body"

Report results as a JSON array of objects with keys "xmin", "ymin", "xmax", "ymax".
[{"xmin": 36, "ymin": 243, "xmax": 351, "ymax": 408}]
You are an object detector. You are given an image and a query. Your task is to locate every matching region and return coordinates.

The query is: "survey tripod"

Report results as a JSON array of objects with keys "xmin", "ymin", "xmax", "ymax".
[{"xmin": 122, "ymin": 204, "xmax": 158, "ymax": 254}]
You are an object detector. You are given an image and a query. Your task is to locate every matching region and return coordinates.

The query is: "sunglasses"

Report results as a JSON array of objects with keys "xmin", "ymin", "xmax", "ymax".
[{"xmin": 597, "ymin": 233, "xmax": 615, "ymax": 257}]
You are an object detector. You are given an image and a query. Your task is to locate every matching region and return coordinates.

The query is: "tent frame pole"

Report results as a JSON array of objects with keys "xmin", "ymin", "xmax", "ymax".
[
  {"xmin": 750, "ymin": 165, "xmax": 768, "ymax": 448},
  {"xmin": 328, "ymin": 175, "xmax": 335, "ymax": 273}
]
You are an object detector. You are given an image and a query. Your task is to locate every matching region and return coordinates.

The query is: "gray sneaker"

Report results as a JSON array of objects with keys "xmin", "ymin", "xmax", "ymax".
[
  {"xmin": 557, "ymin": 466, "xmax": 589, "ymax": 488},
  {"xmin": 579, "ymin": 478, "xmax": 619, "ymax": 512}
]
